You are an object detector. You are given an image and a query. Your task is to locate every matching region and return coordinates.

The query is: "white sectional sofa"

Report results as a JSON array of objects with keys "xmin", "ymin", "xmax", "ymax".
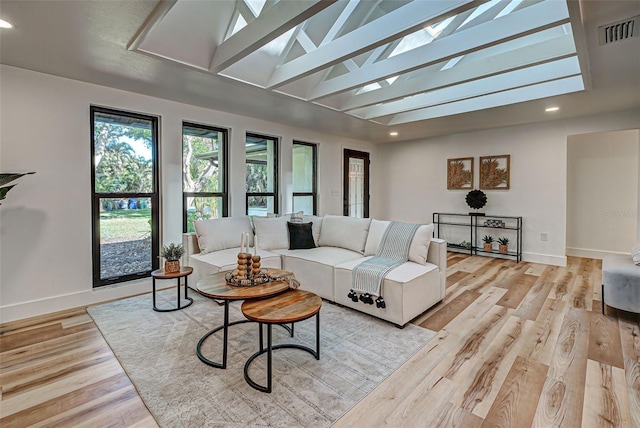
[{"xmin": 183, "ymin": 214, "xmax": 446, "ymax": 327}]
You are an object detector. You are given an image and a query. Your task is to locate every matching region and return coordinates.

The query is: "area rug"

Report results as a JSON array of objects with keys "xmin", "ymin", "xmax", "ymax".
[{"xmin": 88, "ymin": 288, "xmax": 436, "ymax": 427}]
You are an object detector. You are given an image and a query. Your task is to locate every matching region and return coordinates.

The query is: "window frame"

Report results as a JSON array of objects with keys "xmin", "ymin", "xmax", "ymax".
[
  {"xmin": 292, "ymin": 140, "xmax": 318, "ymax": 215},
  {"xmin": 90, "ymin": 106, "xmax": 160, "ymax": 287},
  {"xmin": 182, "ymin": 121, "xmax": 229, "ymax": 232},
  {"xmin": 245, "ymin": 132, "xmax": 279, "ymax": 216}
]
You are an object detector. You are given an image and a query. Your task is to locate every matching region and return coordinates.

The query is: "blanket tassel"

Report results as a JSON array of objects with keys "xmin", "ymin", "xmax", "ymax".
[
  {"xmin": 375, "ymin": 296, "xmax": 386, "ymax": 309},
  {"xmin": 347, "ymin": 289, "xmax": 358, "ymax": 302},
  {"xmin": 359, "ymin": 293, "xmax": 374, "ymax": 305}
]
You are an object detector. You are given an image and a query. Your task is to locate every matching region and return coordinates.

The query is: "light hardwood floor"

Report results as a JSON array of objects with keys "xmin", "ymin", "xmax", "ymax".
[{"xmin": 1, "ymin": 255, "xmax": 638, "ymax": 427}]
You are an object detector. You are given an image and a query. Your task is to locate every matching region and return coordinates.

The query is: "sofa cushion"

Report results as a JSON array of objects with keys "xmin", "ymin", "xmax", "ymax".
[
  {"xmin": 303, "ymin": 215, "xmax": 323, "ymax": 245},
  {"xmin": 274, "ymin": 246, "xmax": 363, "ymax": 266},
  {"xmin": 194, "ymin": 217, "xmax": 254, "ymax": 254},
  {"xmin": 252, "ymin": 216, "xmax": 289, "ymax": 250},
  {"xmin": 408, "ymin": 223, "xmax": 434, "ymax": 265},
  {"xmin": 275, "ymin": 247, "xmax": 364, "ymax": 300},
  {"xmin": 190, "ymin": 247, "xmax": 281, "ymax": 272},
  {"xmin": 335, "ymin": 257, "xmax": 437, "ymax": 283},
  {"xmin": 319, "ymin": 215, "xmax": 371, "ymax": 253},
  {"xmin": 288, "ymin": 222, "xmax": 316, "ymax": 250}
]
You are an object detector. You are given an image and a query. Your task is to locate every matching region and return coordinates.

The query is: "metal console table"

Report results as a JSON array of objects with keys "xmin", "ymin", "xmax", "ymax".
[{"xmin": 433, "ymin": 213, "xmax": 523, "ymax": 262}]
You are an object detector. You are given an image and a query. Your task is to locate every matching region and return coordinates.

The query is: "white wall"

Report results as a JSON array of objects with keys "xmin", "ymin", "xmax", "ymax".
[
  {"xmin": 0, "ymin": 65, "xmax": 376, "ymax": 323},
  {"xmin": 377, "ymin": 111, "xmax": 640, "ymax": 266},
  {"xmin": 567, "ymin": 130, "xmax": 639, "ymax": 258}
]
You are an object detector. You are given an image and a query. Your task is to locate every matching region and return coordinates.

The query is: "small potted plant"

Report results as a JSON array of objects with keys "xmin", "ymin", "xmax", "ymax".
[
  {"xmin": 161, "ymin": 243, "xmax": 185, "ymax": 273},
  {"xmin": 497, "ymin": 237, "xmax": 509, "ymax": 254},
  {"xmin": 482, "ymin": 235, "xmax": 494, "ymax": 252}
]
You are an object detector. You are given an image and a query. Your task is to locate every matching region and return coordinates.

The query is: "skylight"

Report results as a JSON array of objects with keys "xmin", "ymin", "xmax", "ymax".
[{"xmin": 131, "ymin": 0, "xmax": 584, "ymax": 126}]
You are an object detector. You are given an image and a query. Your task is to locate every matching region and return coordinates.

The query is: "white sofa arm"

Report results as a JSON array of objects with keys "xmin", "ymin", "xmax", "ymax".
[
  {"xmin": 427, "ymin": 238, "xmax": 447, "ymax": 297},
  {"xmin": 182, "ymin": 232, "xmax": 200, "ymax": 263}
]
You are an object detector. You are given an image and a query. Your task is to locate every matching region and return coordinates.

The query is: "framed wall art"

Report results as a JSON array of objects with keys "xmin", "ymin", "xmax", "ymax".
[
  {"xmin": 447, "ymin": 157, "xmax": 474, "ymax": 190},
  {"xmin": 480, "ymin": 154, "xmax": 510, "ymax": 190}
]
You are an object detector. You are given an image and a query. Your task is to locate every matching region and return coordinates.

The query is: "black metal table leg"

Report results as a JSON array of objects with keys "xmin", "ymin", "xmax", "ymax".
[
  {"xmin": 244, "ymin": 312, "xmax": 320, "ymax": 393},
  {"xmin": 153, "ymin": 275, "xmax": 193, "ymax": 312},
  {"xmin": 197, "ymin": 301, "xmax": 251, "ymax": 369}
]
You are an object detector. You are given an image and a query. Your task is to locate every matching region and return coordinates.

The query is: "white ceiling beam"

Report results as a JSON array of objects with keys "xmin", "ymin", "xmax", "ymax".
[
  {"xmin": 266, "ymin": 0, "xmax": 485, "ymax": 89},
  {"xmin": 385, "ymin": 75, "xmax": 584, "ymax": 125},
  {"xmin": 308, "ymin": 0, "xmax": 570, "ymax": 101},
  {"xmin": 340, "ymin": 34, "xmax": 576, "ymax": 111},
  {"xmin": 127, "ymin": 0, "xmax": 177, "ymax": 51},
  {"xmin": 351, "ymin": 56, "xmax": 581, "ymax": 119},
  {"xmin": 320, "ymin": 0, "xmax": 359, "ymax": 46},
  {"xmin": 210, "ymin": 0, "xmax": 337, "ymax": 73}
]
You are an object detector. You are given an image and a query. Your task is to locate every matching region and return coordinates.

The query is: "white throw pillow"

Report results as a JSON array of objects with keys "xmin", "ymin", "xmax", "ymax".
[
  {"xmin": 194, "ymin": 217, "xmax": 254, "ymax": 254},
  {"xmin": 364, "ymin": 220, "xmax": 391, "ymax": 256},
  {"xmin": 319, "ymin": 215, "xmax": 371, "ymax": 254},
  {"xmin": 408, "ymin": 223, "xmax": 434, "ymax": 265},
  {"xmin": 302, "ymin": 215, "xmax": 323, "ymax": 245},
  {"xmin": 252, "ymin": 216, "xmax": 289, "ymax": 250},
  {"xmin": 633, "ymin": 242, "xmax": 640, "ymax": 265}
]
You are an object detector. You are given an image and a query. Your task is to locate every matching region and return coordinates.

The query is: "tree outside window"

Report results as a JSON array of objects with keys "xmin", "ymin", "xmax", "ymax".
[{"xmin": 182, "ymin": 123, "xmax": 228, "ymax": 232}]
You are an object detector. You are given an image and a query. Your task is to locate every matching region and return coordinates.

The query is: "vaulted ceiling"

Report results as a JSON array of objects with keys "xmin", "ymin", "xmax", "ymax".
[{"xmin": 1, "ymin": 0, "xmax": 638, "ymax": 143}]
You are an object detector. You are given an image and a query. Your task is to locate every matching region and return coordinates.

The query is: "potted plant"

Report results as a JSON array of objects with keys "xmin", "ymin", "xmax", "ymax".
[
  {"xmin": 482, "ymin": 235, "xmax": 494, "ymax": 252},
  {"xmin": 497, "ymin": 237, "xmax": 509, "ymax": 254},
  {"xmin": 161, "ymin": 243, "xmax": 185, "ymax": 273}
]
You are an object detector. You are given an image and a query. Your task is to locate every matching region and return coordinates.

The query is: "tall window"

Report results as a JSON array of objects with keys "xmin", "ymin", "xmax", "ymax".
[
  {"xmin": 182, "ymin": 122, "xmax": 229, "ymax": 232},
  {"xmin": 292, "ymin": 141, "xmax": 317, "ymax": 215},
  {"xmin": 91, "ymin": 107, "xmax": 159, "ymax": 287},
  {"xmin": 246, "ymin": 133, "xmax": 278, "ymax": 216}
]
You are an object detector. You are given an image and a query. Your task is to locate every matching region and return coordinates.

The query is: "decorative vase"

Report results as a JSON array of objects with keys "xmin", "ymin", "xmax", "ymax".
[
  {"xmin": 165, "ymin": 260, "xmax": 180, "ymax": 273},
  {"xmin": 499, "ymin": 245, "xmax": 508, "ymax": 255},
  {"xmin": 483, "ymin": 243, "xmax": 493, "ymax": 252}
]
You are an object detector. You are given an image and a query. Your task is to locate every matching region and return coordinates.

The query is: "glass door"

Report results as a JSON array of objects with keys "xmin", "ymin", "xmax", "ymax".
[{"xmin": 343, "ymin": 149, "xmax": 369, "ymax": 218}]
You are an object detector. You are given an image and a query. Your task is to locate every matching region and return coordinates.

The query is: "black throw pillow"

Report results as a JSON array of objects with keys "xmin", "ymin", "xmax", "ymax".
[{"xmin": 288, "ymin": 221, "xmax": 316, "ymax": 250}]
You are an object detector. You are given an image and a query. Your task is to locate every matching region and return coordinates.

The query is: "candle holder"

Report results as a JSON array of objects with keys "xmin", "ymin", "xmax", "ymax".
[
  {"xmin": 237, "ymin": 252, "xmax": 251, "ymax": 279},
  {"xmin": 251, "ymin": 255, "xmax": 261, "ymax": 277}
]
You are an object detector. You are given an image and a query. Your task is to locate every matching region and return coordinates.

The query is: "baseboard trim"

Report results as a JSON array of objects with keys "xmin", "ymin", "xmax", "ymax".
[
  {"xmin": 522, "ymin": 252, "xmax": 567, "ymax": 267},
  {"xmin": 0, "ymin": 277, "xmax": 171, "ymax": 324},
  {"xmin": 566, "ymin": 247, "xmax": 629, "ymax": 260}
]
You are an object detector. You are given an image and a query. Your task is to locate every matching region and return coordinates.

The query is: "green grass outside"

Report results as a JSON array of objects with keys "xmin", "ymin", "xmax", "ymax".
[{"xmin": 100, "ymin": 209, "xmax": 151, "ymax": 240}]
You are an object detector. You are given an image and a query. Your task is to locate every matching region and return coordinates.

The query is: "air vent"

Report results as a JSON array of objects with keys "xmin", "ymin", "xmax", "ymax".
[{"xmin": 599, "ymin": 16, "xmax": 639, "ymax": 45}]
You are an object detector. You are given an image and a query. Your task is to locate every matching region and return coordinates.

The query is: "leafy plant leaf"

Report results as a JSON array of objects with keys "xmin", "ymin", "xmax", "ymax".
[
  {"xmin": 0, "ymin": 184, "xmax": 16, "ymax": 202},
  {"xmin": 0, "ymin": 172, "xmax": 35, "ymax": 187}
]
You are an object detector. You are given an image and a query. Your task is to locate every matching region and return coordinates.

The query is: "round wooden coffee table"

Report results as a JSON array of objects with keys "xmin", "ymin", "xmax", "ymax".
[
  {"xmin": 151, "ymin": 266, "xmax": 193, "ymax": 312},
  {"xmin": 196, "ymin": 271, "xmax": 290, "ymax": 369},
  {"xmin": 241, "ymin": 289, "xmax": 322, "ymax": 393}
]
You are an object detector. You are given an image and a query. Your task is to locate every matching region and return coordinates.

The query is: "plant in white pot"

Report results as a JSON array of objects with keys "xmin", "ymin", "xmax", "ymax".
[
  {"xmin": 497, "ymin": 237, "xmax": 509, "ymax": 254},
  {"xmin": 161, "ymin": 243, "xmax": 185, "ymax": 273}
]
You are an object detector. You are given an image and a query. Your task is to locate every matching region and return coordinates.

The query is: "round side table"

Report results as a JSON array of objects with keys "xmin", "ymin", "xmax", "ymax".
[
  {"xmin": 241, "ymin": 289, "xmax": 322, "ymax": 393},
  {"xmin": 151, "ymin": 266, "xmax": 194, "ymax": 312}
]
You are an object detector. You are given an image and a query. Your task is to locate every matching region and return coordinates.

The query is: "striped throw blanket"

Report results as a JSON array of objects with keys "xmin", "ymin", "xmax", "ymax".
[{"xmin": 350, "ymin": 222, "xmax": 420, "ymax": 308}]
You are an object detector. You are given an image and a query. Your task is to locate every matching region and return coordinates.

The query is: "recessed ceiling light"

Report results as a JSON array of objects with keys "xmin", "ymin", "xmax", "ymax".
[
  {"xmin": 389, "ymin": 131, "xmax": 398, "ymax": 136},
  {"xmin": 545, "ymin": 106, "xmax": 560, "ymax": 112},
  {"xmin": 0, "ymin": 18, "xmax": 13, "ymax": 29}
]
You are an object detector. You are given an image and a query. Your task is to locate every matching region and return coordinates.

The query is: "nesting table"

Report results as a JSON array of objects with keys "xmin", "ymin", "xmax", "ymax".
[
  {"xmin": 195, "ymin": 272, "xmax": 290, "ymax": 369},
  {"xmin": 196, "ymin": 271, "xmax": 322, "ymax": 393},
  {"xmin": 241, "ymin": 289, "xmax": 322, "ymax": 393}
]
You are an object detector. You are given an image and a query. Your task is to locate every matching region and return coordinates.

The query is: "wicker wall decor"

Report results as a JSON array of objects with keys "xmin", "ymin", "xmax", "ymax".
[
  {"xmin": 447, "ymin": 157, "xmax": 474, "ymax": 189},
  {"xmin": 480, "ymin": 155, "xmax": 510, "ymax": 190}
]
